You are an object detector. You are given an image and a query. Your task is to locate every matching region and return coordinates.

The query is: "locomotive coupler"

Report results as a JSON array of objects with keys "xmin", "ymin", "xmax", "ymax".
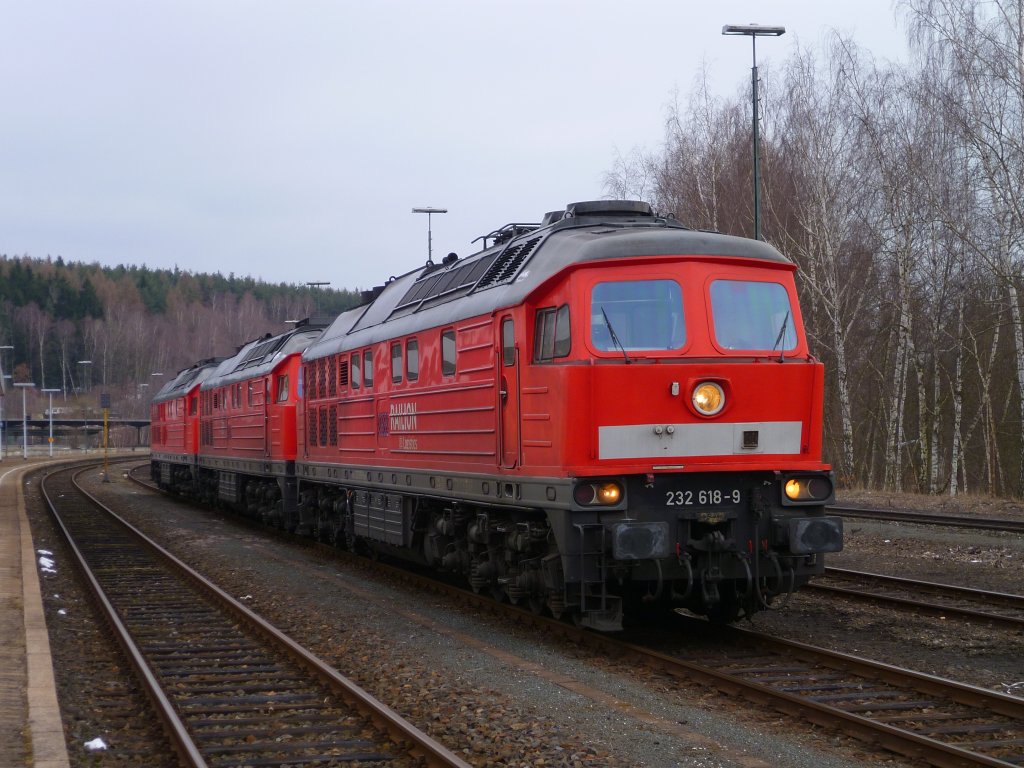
[
  {"xmin": 690, "ymin": 530, "xmax": 733, "ymax": 553},
  {"xmin": 701, "ymin": 563, "xmax": 723, "ymax": 604}
]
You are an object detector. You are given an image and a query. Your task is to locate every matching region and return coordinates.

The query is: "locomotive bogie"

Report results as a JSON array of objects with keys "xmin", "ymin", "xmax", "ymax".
[{"xmin": 151, "ymin": 456, "xmax": 199, "ymax": 498}]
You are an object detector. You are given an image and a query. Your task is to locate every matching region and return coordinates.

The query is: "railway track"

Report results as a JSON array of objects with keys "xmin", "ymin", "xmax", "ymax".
[
  {"xmin": 239, "ymin": 540, "xmax": 1024, "ymax": 767},
  {"xmin": 809, "ymin": 567, "xmax": 1024, "ymax": 630},
  {"xmin": 646, "ymin": 623, "xmax": 1024, "ymax": 768},
  {"xmin": 125, "ymin": 465, "xmax": 1024, "ymax": 766},
  {"xmin": 341, "ymin": 559, "xmax": 1024, "ymax": 767},
  {"xmin": 42, "ymin": 463, "xmax": 470, "ymax": 768},
  {"xmin": 830, "ymin": 504, "xmax": 1024, "ymax": 533}
]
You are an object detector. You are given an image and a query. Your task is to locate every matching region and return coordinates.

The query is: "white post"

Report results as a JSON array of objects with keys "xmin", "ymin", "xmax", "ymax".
[
  {"xmin": 43, "ymin": 389, "xmax": 60, "ymax": 457},
  {"xmin": 13, "ymin": 383, "xmax": 35, "ymax": 460}
]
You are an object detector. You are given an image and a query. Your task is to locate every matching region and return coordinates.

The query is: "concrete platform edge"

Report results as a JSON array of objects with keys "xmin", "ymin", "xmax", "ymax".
[{"xmin": 16, "ymin": 464, "xmax": 71, "ymax": 768}]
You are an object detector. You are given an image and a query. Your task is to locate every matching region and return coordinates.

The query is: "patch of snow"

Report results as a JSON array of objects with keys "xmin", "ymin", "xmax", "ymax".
[{"xmin": 84, "ymin": 738, "xmax": 107, "ymax": 751}]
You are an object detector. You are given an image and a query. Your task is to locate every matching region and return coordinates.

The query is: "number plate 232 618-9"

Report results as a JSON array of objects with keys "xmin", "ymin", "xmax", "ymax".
[{"xmin": 665, "ymin": 489, "xmax": 741, "ymax": 507}]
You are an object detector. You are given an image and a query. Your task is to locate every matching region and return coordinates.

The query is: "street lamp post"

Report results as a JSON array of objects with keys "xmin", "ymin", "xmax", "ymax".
[
  {"xmin": 77, "ymin": 359, "xmax": 93, "ymax": 395},
  {"xmin": 305, "ymin": 282, "xmax": 330, "ymax": 317},
  {"xmin": 78, "ymin": 362, "xmax": 93, "ymax": 450},
  {"xmin": 13, "ymin": 382, "xmax": 35, "ymax": 460},
  {"xmin": 412, "ymin": 207, "xmax": 447, "ymax": 265},
  {"xmin": 722, "ymin": 23, "xmax": 785, "ymax": 241},
  {"xmin": 0, "ymin": 345, "xmax": 12, "ymax": 460},
  {"xmin": 42, "ymin": 388, "xmax": 60, "ymax": 457}
]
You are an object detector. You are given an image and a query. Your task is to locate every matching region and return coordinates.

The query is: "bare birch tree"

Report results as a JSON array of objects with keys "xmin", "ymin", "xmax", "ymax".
[
  {"xmin": 771, "ymin": 39, "xmax": 878, "ymax": 484},
  {"xmin": 903, "ymin": 0, "xmax": 1024, "ymax": 493}
]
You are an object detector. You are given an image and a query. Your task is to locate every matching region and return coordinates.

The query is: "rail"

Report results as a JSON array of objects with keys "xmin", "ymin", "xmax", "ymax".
[{"xmin": 42, "ymin": 462, "xmax": 471, "ymax": 768}]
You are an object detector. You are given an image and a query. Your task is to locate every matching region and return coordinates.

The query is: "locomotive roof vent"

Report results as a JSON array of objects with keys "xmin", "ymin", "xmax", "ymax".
[
  {"xmin": 473, "ymin": 235, "xmax": 543, "ymax": 290},
  {"xmin": 564, "ymin": 200, "xmax": 653, "ymax": 218}
]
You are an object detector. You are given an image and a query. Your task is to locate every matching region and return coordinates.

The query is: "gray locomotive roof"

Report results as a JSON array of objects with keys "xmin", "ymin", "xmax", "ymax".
[
  {"xmin": 201, "ymin": 327, "xmax": 324, "ymax": 390},
  {"xmin": 304, "ymin": 201, "xmax": 793, "ymax": 362},
  {"xmin": 151, "ymin": 359, "xmax": 223, "ymax": 405}
]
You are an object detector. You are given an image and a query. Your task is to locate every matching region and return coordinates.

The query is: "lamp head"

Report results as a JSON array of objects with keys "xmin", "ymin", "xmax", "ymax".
[{"xmin": 722, "ymin": 23, "xmax": 786, "ymax": 36}]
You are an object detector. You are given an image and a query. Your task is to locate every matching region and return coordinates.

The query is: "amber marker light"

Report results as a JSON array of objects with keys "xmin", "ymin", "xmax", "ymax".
[
  {"xmin": 783, "ymin": 476, "xmax": 833, "ymax": 502},
  {"xmin": 692, "ymin": 381, "xmax": 725, "ymax": 416},
  {"xmin": 574, "ymin": 481, "xmax": 624, "ymax": 506},
  {"xmin": 597, "ymin": 482, "xmax": 622, "ymax": 505}
]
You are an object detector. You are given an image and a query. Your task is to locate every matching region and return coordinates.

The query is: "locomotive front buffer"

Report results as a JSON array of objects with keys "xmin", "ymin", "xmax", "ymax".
[{"xmin": 556, "ymin": 470, "xmax": 842, "ymax": 630}]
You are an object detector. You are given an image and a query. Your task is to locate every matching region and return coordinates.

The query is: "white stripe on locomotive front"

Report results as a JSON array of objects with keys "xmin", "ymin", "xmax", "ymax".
[{"xmin": 597, "ymin": 421, "xmax": 802, "ymax": 460}]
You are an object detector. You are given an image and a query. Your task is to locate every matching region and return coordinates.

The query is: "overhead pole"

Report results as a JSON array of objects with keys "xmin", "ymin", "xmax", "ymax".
[{"xmin": 722, "ymin": 23, "xmax": 786, "ymax": 241}]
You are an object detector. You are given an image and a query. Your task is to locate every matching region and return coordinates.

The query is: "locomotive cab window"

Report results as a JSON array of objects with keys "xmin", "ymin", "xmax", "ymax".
[
  {"xmin": 534, "ymin": 304, "xmax": 571, "ymax": 361},
  {"xmin": 591, "ymin": 280, "xmax": 684, "ymax": 352},
  {"xmin": 710, "ymin": 280, "xmax": 796, "ymax": 352},
  {"xmin": 276, "ymin": 375, "xmax": 289, "ymax": 402},
  {"xmin": 441, "ymin": 329, "xmax": 456, "ymax": 376},
  {"xmin": 351, "ymin": 352, "xmax": 361, "ymax": 390}
]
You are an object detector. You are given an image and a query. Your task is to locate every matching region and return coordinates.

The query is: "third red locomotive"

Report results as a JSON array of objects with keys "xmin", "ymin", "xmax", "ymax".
[{"xmin": 152, "ymin": 200, "xmax": 841, "ymax": 630}]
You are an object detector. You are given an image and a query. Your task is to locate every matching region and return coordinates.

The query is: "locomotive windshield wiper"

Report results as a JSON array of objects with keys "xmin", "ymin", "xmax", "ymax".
[
  {"xmin": 772, "ymin": 311, "xmax": 790, "ymax": 363},
  {"xmin": 601, "ymin": 307, "xmax": 631, "ymax": 364}
]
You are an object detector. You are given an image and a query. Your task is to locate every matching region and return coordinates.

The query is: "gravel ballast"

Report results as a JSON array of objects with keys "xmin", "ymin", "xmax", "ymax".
[{"xmin": 29, "ymin": 467, "xmax": 1021, "ymax": 767}]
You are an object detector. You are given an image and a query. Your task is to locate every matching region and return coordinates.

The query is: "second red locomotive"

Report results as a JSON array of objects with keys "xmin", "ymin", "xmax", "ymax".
[{"xmin": 152, "ymin": 200, "xmax": 841, "ymax": 630}]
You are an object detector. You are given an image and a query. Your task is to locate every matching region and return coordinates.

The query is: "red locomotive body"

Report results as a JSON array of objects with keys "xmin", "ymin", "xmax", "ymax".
[
  {"xmin": 150, "ymin": 359, "xmax": 222, "ymax": 493},
  {"xmin": 193, "ymin": 323, "xmax": 323, "ymax": 517},
  {"xmin": 151, "ymin": 201, "xmax": 841, "ymax": 630},
  {"xmin": 291, "ymin": 201, "xmax": 841, "ymax": 629}
]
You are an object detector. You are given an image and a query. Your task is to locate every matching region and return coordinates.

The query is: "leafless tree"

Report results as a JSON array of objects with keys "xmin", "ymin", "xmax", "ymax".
[{"xmin": 903, "ymin": 0, "xmax": 1024, "ymax": 492}]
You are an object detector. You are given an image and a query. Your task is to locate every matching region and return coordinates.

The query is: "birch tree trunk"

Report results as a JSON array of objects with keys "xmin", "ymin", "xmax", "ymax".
[{"xmin": 949, "ymin": 295, "xmax": 965, "ymax": 495}]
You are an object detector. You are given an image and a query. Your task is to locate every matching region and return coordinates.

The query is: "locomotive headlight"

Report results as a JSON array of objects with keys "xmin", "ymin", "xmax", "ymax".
[
  {"xmin": 784, "ymin": 479, "xmax": 804, "ymax": 500},
  {"xmin": 692, "ymin": 382, "xmax": 725, "ymax": 416},
  {"xmin": 574, "ymin": 480, "xmax": 624, "ymax": 506}
]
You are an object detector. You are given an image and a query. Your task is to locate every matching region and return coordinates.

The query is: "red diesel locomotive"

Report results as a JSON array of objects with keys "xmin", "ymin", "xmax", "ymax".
[
  {"xmin": 151, "ymin": 200, "xmax": 841, "ymax": 630},
  {"xmin": 150, "ymin": 357, "xmax": 222, "ymax": 491}
]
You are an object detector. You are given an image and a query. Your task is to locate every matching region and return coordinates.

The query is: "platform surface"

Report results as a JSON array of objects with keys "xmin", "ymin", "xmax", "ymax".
[{"xmin": 0, "ymin": 457, "xmax": 70, "ymax": 768}]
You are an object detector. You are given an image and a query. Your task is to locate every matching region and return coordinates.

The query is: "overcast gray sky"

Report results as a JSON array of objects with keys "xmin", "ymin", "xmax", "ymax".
[{"xmin": 1, "ymin": 1, "xmax": 906, "ymax": 290}]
